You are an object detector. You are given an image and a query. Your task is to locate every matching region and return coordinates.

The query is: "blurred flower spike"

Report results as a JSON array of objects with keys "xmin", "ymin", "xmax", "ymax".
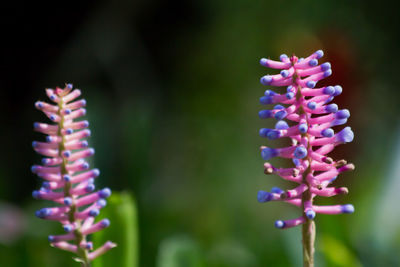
[
  {"xmin": 32, "ymin": 84, "xmax": 116, "ymax": 265},
  {"xmin": 257, "ymin": 50, "xmax": 355, "ymax": 229}
]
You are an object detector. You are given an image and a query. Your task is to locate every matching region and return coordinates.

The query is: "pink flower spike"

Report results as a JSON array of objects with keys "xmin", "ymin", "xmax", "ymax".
[
  {"xmin": 32, "ymin": 84, "xmax": 115, "ymax": 265},
  {"xmin": 256, "ymin": 51, "xmax": 355, "ymax": 265}
]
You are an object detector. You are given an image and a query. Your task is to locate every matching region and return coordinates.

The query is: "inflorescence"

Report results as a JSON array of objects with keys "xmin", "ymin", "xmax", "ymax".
[
  {"xmin": 32, "ymin": 84, "xmax": 116, "ymax": 263},
  {"xmin": 257, "ymin": 50, "xmax": 355, "ymax": 229}
]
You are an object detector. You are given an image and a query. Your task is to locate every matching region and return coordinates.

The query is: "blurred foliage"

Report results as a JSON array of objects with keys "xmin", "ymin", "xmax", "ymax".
[{"xmin": 1, "ymin": 0, "xmax": 400, "ymax": 266}]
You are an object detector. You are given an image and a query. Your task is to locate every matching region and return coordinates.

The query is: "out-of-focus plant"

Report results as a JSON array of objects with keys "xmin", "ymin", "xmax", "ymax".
[
  {"xmin": 31, "ymin": 84, "xmax": 116, "ymax": 266},
  {"xmin": 256, "ymin": 51, "xmax": 354, "ymax": 266}
]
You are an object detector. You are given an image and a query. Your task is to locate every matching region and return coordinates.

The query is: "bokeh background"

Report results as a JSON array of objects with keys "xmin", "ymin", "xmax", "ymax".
[{"xmin": 1, "ymin": 0, "xmax": 400, "ymax": 266}]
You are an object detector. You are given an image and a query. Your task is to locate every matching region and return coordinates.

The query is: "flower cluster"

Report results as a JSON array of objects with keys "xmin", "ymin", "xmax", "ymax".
[
  {"xmin": 257, "ymin": 50, "xmax": 355, "ymax": 229},
  {"xmin": 32, "ymin": 84, "xmax": 116, "ymax": 263}
]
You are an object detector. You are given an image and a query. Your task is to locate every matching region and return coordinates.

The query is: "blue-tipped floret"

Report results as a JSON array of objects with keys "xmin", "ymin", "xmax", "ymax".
[
  {"xmin": 32, "ymin": 141, "xmax": 38, "ymax": 148},
  {"xmin": 260, "ymin": 95, "xmax": 273, "ymax": 105},
  {"xmin": 260, "ymin": 75, "xmax": 273, "ymax": 85},
  {"xmin": 50, "ymin": 95, "xmax": 57, "ymax": 101},
  {"xmin": 306, "ymin": 81, "xmax": 316, "ymax": 88},
  {"xmin": 81, "ymin": 141, "xmax": 89, "ymax": 148},
  {"xmin": 261, "ymin": 148, "xmax": 278, "ymax": 160},
  {"xmin": 267, "ymin": 130, "xmax": 281, "ymax": 140},
  {"xmin": 101, "ymin": 219, "xmax": 111, "ymax": 228},
  {"xmin": 286, "ymin": 92, "xmax": 294, "ymax": 99},
  {"xmin": 336, "ymin": 127, "xmax": 354, "ymax": 143},
  {"xmin": 321, "ymin": 128, "xmax": 334, "ymax": 137},
  {"xmin": 307, "ymin": 102, "xmax": 317, "ymax": 110},
  {"xmin": 257, "ymin": 190, "xmax": 272, "ymax": 203},
  {"xmin": 274, "ymin": 220, "xmax": 285, "ymax": 229},
  {"xmin": 331, "ymin": 118, "xmax": 348, "ymax": 127},
  {"xmin": 325, "ymin": 104, "xmax": 338, "ymax": 113},
  {"xmin": 48, "ymin": 235, "xmax": 55, "ymax": 242},
  {"xmin": 85, "ymin": 184, "xmax": 96, "ymax": 193},
  {"xmin": 275, "ymin": 120, "xmax": 289, "ymax": 130},
  {"xmin": 63, "ymin": 175, "xmax": 71, "ymax": 182},
  {"xmin": 89, "ymin": 209, "xmax": 100, "ymax": 217},
  {"xmin": 66, "ymin": 83, "xmax": 73, "ymax": 89},
  {"xmin": 35, "ymin": 208, "xmax": 52, "ymax": 219},
  {"xmin": 321, "ymin": 62, "xmax": 331, "ymax": 71},
  {"xmin": 92, "ymin": 169, "xmax": 100, "ymax": 177},
  {"xmin": 99, "ymin": 188, "xmax": 112, "ymax": 198},
  {"xmin": 49, "ymin": 114, "xmax": 57, "ymax": 121},
  {"xmin": 31, "ymin": 165, "xmax": 38, "ymax": 173},
  {"xmin": 306, "ymin": 210, "xmax": 316, "ymax": 219},
  {"xmin": 259, "ymin": 110, "xmax": 272, "ymax": 119},
  {"xmin": 336, "ymin": 109, "xmax": 350, "ymax": 119},
  {"xmin": 259, "ymin": 128, "xmax": 270, "ymax": 138},
  {"xmin": 341, "ymin": 204, "xmax": 355, "ymax": 214},
  {"xmin": 42, "ymin": 182, "xmax": 50, "ymax": 189},
  {"xmin": 64, "ymin": 109, "xmax": 71, "ymax": 115},
  {"xmin": 274, "ymin": 110, "xmax": 287, "ymax": 120},
  {"xmin": 280, "ymin": 54, "xmax": 288, "ymax": 61},
  {"xmin": 62, "ymin": 150, "xmax": 71, "ymax": 158},
  {"xmin": 64, "ymin": 197, "xmax": 73, "ymax": 206},
  {"xmin": 260, "ymin": 58, "xmax": 268, "ymax": 67},
  {"xmin": 292, "ymin": 158, "xmax": 301, "ymax": 166},
  {"xmin": 63, "ymin": 224, "xmax": 73, "ymax": 233},
  {"xmin": 309, "ymin": 59, "xmax": 318, "ymax": 67},
  {"xmin": 33, "ymin": 122, "xmax": 39, "ymax": 129},
  {"xmin": 46, "ymin": 136, "xmax": 53, "ymax": 142},
  {"xmin": 294, "ymin": 146, "xmax": 307, "ymax": 159},
  {"xmin": 315, "ymin": 50, "xmax": 324, "ymax": 59},
  {"xmin": 333, "ymin": 85, "xmax": 342, "ymax": 96},
  {"xmin": 298, "ymin": 123, "xmax": 308, "ymax": 134},
  {"xmin": 286, "ymin": 85, "xmax": 293, "ymax": 92},
  {"xmin": 324, "ymin": 69, "xmax": 332, "ymax": 77},
  {"xmin": 280, "ymin": 70, "xmax": 289, "ymax": 78},
  {"xmin": 323, "ymin": 86, "xmax": 335, "ymax": 95},
  {"xmin": 65, "ymin": 128, "xmax": 73, "ymax": 134},
  {"xmin": 273, "ymin": 105, "xmax": 285, "ymax": 110},
  {"xmin": 97, "ymin": 199, "xmax": 107, "ymax": 207}
]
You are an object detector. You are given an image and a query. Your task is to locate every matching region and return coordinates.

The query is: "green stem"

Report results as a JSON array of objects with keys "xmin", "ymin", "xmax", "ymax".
[{"xmin": 57, "ymin": 95, "xmax": 91, "ymax": 266}]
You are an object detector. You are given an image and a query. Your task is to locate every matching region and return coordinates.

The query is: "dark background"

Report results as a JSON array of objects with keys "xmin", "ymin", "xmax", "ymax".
[{"xmin": 1, "ymin": 0, "xmax": 400, "ymax": 266}]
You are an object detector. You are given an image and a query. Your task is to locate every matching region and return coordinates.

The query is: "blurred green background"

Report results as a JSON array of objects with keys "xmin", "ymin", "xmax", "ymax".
[{"xmin": 1, "ymin": 0, "xmax": 400, "ymax": 266}]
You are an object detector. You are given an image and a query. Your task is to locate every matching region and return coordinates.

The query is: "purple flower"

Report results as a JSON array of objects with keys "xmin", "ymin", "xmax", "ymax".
[
  {"xmin": 32, "ymin": 84, "xmax": 116, "ymax": 264},
  {"xmin": 257, "ymin": 51, "xmax": 355, "ymax": 229}
]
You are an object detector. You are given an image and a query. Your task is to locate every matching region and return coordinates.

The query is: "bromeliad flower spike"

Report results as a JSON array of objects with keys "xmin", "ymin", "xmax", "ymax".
[
  {"xmin": 257, "ymin": 51, "xmax": 354, "ymax": 267},
  {"xmin": 32, "ymin": 84, "xmax": 116, "ymax": 266}
]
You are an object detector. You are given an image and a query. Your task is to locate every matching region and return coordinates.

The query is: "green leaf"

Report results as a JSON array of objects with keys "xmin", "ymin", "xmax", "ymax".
[{"xmin": 92, "ymin": 191, "xmax": 138, "ymax": 267}]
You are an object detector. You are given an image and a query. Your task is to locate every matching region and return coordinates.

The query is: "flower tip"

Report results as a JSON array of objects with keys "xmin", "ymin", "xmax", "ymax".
[
  {"xmin": 260, "ymin": 95, "xmax": 273, "ymax": 105},
  {"xmin": 31, "ymin": 165, "xmax": 38, "ymax": 173},
  {"xmin": 259, "ymin": 58, "xmax": 268, "ymax": 67},
  {"xmin": 325, "ymin": 104, "xmax": 338, "ymax": 113},
  {"xmin": 33, "ymin": 122, "xmax": 39, "ymax": 129},
  {"xmin": 101, "ymin": 218, "xmax": 111, "ymax": 228},
  {"xmin": 85, "ymin": 184, "xmax": 96, "ymax": 193},
  {"xmin": 294, "ymin": 146, "xmax": 307, "ymax": 159},
  {"xmin": 321, "ymin": 128, "xmax": 334, "ymax": 137},
  {"xmin": 274, "ymin": 220, "xmax": 285, "ymax": 229},
  {"xmin": 285, "ymin": 92, "xmax": 294, "ymax": 99},
  {"xmin": 257, "ymin": 190, "xmax": 272, "ymax": 203},
  {"xmin": 309, "ymin": 59, "xmax": 318, "ymax": 67},
  {"xmin": 48, "ymin": 235, "xmax": 55, "ymax": 242},
  {"xmin": 333, "ymin": 85, "xmax": 342, "ymax": 96},
  {"xmin": 66, "ymin": 83, "xmax": 73, "ymax": 89},
  {"xmin": 259, "ymin": 110, "xmax": 272, "ymax": 119},
  {"xmin": 336, "ymin": 109, "xmax": 350, "ymax": 119},
  {"xmin": 315, "ymin": 50, "xmax": 324, "ymax": 59},
  {"xmin": 99, "ymin": 188, "xmax": 112, "ymax": 198},
  {"xmin": 89, "ymin": 209, "xmax": 100, "ymax": 217},
  {"xmin": 298, "ymin": 123, "xmax": 308, "ymax": 134},
  {"xmin": 306, "ymin": 210, "xmax": 316, "ymax": 219},
  {"xmin": 307, "ymin": 101, "xmax": 317, "ymax": 110},
  {"xmin": 341, "ymin": 204, "xmax": 355, "ymax": 214},
  {"xmin": 32, "ymin": 190, "xmax": 40, "ymax": 199},
  {"xmin": 62, "ymin": 150, "xmax": 71, "ymax": 158},
  {"xmin": 93, "ymin": 168, "xmax": 100, "ymax": 177},
  {"xmin": 323, "ymin": 86, "xmax": 335, "ymax": 95},
  {"xmin": 336, "ymin": 127, "xmax": 354, "ymax": 143},
  {"xmin": 323, "ymin": 69, "xmax": 332, "ymax": 77},
  {"xmin": 280, "ymin": 54, "xmax": 288, "ymax": 61},
  {"xmin": 63, "ymin": 174, "xmax": 71, "ymax": 182},
  {"xmin": 261, "ymin": 147, "xmax": 278, "ymax": 160},
  {"xmin": 321, "ymin": 62, "xmax": 331, "ymax": 71},
  {"xmin": 63, "ymin": 224, "xmax": 73, "ymax": 233},
  {"xmin": 280, "ymin": 69, "xmax": 289, "ymax": 77},
  {"xmin": 64, "ymin": 197, "xmax": 73, "ymax": 206},
  {"xmin": 97, "ymin": 199, "xmax": 107, "ymax": 207},
  {"xmin": 275, "ymin": 120, "xmax": 289, "ymax": 130},
  {"xmin": 260, "ymin": 75, "xmax": 272, "ymax": 85},
  {"xmin": 35, "ymin": 208, "xmax": 52, "ymax": 219},
  {"xmin": 306, "ymin": 81, "xmax": 316, "ymax": 88}
]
